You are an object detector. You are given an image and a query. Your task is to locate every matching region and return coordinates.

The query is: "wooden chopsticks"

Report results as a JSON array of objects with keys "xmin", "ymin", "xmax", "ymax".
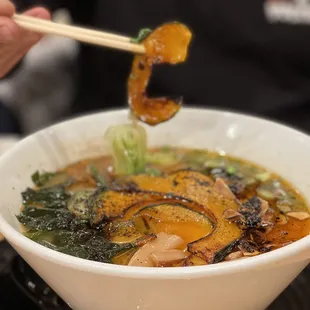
[{"xmin": 13, "ymin": 14, "xmax": 146, "ymax": 54}]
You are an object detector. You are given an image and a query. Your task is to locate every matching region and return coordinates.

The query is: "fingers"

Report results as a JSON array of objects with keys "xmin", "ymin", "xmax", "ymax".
[
  {"xmin": 0, "ymin": 1, "xmax": 15, "ymax": 17},
  {"xmin": 0, "ymin": 6, "xmax": 52, "ymax": 44},
  {"xmin": 23, "ymin": 7, "xmax": 51, "ymax": 20},
  {"xmin": 0, "ymin": 1, "xmax": 18, "ymax": 43},
  {"xmin": 0, "ymin": 4, "xmax": 52, "ymax": 78},
  {"xmin": 21, "ymin": 7, "xmax": 52, "ymax": 43},
  {"xmin": 0, "ymin": 16, "xmax": 20, "ymax": 42}
]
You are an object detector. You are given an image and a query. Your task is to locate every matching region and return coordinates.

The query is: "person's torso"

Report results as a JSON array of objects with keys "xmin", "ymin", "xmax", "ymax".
[{"xmin": 71, "ymin": 0, "xmax": 310, "ymax": 131}]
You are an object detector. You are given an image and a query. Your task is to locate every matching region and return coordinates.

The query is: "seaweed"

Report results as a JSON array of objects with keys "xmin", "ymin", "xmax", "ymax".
[
  {"xmin": 239, "ymin": 197, "xmax": 262, "ymax": 228},
  {"xmin": 22, "ymin": 186, "xmax": 70, "ymax": 209},
  {"xmin": 17, "ymin": 206, "xmax": 88, "ymax": 231},
  {"xmin": 24, "ymin": 228, "xmax": 136, "ymax": 263}
]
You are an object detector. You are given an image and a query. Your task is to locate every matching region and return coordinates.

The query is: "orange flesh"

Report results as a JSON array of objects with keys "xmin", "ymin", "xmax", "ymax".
[
  {"xmin": 133, "ymin": 204, "xmax": 213, "ymax": 245},
  {"xmin": 128, "ymin": 23, "xmax": 192, "ymax": 125}
]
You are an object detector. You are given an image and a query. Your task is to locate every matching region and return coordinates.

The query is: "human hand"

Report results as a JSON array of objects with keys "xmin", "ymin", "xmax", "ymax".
[{"xmin": 0, "ymin": 1, "xmax": 51, "ymax": 78}]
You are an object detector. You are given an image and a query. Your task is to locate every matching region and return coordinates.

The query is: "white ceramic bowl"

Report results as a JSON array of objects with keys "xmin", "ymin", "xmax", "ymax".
[{"xmin": 0, "ymin": 108, "xmax": 309, "ymax": 310}]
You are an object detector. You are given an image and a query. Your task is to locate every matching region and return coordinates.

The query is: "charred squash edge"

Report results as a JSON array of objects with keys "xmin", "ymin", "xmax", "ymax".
[{"xmin": 91, "ymin": 188, "xmax": 217, "ymax": 226}]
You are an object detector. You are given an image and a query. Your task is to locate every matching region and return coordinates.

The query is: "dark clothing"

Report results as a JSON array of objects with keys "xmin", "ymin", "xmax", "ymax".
[
  {"xmin": 0, "ymin": 103, "xmax": 21, "ymax": 134},
  {"xmin": 13, "ymin": 0, "xmax": 310, "ymax": 132}
]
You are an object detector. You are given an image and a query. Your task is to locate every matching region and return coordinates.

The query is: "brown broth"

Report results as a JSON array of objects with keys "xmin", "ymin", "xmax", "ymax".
[
  {"xmin": 20, "ymin": 147, "xmax": 310, "ymax": 266},
  {"xmin": 61, "ymin": 148, "xmax": 310, "ymax": 245}
]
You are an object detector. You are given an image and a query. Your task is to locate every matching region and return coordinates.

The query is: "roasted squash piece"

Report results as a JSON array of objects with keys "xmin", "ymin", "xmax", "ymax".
[
  {"xmin": 91, "ymin": 186, "xmax": 215, "ymax": 227},
  {"xmin": 104, "ymin": 220, "xmax": 144, "ymax": 243},
  {"xmin": 129, "ymin": 170, "xmax": 213, "ymax": 196},
  {"xmin": 130, "ymin": 171, "xmax": 243, "ymax": 264},
  {"xmin": 183, "ymin": 254, "xmax": 207, "ymax": 266},
  {"xmin": 128, "ymin": 23, "xmax": 192, "ymax": 125},
  {"xmin": 90, "ymin": 190, "xmax": 162, "ymax": 224},
  {"xmin": 127, "ymin": 203, "xmax": 213, "ymax": 245}
]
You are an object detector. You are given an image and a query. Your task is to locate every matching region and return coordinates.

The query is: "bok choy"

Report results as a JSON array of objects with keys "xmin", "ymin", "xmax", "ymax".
[{"xmin": 104, "ymin": 123, "xmax": 147, "ymax": 175}]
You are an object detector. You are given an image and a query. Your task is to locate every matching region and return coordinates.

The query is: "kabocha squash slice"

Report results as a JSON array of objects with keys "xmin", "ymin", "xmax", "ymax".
[
  {"xmin": 128, "ymin": 23, "xmax": 192, "ymax": 125},
  {"xmin": 90, "ymin": 170, "xmax": 216, "ymax": 224},
  {"xmin": 125, "ymin": 203, "xmax": 214, "ymax": 245},
  {"xmin": 90, "ymin": 191, "xmax": 163, "ymax": 224},
  {"xmin": 183, "ymin": 254, "xmax": 207, "ymax": 266}
]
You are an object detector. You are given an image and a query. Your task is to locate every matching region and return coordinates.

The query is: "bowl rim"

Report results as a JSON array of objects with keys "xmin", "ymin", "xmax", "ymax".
[{"xmin": 0, "ymin": 107, "xmax": 309, "ymax": 279}]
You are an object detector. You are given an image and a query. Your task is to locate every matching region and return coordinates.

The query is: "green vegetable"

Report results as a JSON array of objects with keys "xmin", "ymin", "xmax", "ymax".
[
  {"xmin": 89, "ymin": 165, "xmax": 107, "ymax": 187},
  {"xmin": 226, "ymin": 166, "xmax": 237, "ymax": 175},
  {"xmin": 204, "ymin": 158, "xmax": 226, "ymax": 169},
  {"xmin": 31, "ymin": 171, "xmax": 71, "ymax": 188},
  {"xmin": 255, "ymin": 172, "xmax": 270, "ymax": 182},
  {"xmin": 243, "ymin": 177, "xmax": 257, "ymax": 186},
  {"xmin": 256, "ymin": 180, "xmax": 288, "ymax": 201},
  {"xmin": 31, "ymin": 171, "xmax": 56, "ymax": 187},
  {"xmin": 68, "ymin": 190, "xmax": 95, "ymax": 220},
  {"xmin": 131, "ymin": 28, "xmax": 152, "ymax": 43},
  {"xmin": 104, "ymin": 123, "xmax": 147, "ymax": 175},
  {"xmin": 22, "ymin": 186, "xmax": 70, "ymax": 209},
  {"xmin": 256, "ymin": 188, "xmax": 275, "ymax": 200},
  {"xmin": 145, "ymin": 167, "xmax": 162, "ymax": 176},
  {"xmin": 183, "ymin": 150, "xmax": 210, "ymax": 168},
  {"xmin": 146, "ymin": 151, "xmax": 179, "ymax": 166}
]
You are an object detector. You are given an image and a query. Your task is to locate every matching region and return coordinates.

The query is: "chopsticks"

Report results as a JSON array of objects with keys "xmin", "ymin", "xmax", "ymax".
[{"xmin": 13, "ymin": 14, "xmax": 146, "ymax": 54}]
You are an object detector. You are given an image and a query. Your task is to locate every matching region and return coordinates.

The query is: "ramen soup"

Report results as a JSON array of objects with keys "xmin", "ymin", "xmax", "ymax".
[{"xmin": 18, "ymin": 142, "xmax": 310, "ymax": 267}]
